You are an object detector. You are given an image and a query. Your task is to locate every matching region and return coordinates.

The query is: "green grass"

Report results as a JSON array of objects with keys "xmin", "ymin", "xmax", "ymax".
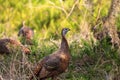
[{"xmin": 1, "ymin": 36, "xmax": 120, "ymax": 80}]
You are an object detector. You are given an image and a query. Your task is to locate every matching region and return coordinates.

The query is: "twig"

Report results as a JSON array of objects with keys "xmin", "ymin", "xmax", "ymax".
[
  {"xmin": 66, "ymin": 0, "xmax": 79, "ymax": 19},
  {"xmin": 48, "ymin": 0, "xmax": 68, "ymax": 16}
]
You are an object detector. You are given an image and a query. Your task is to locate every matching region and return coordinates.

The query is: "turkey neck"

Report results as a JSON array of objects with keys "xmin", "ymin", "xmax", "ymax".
[{"xmin": 60, "ymin": 35, "xmax": 69, "ymax": 53}]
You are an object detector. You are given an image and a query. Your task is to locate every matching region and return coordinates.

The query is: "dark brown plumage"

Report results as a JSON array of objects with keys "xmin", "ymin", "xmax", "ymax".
[
  {"xmin": 0, "ymin": 38, "xmax": 30, "ymax": 54},
  {"xmin": 18, "ymin": 22, "xmax": 34, "ymax": 45},
  {"xmin": 29, "ymin": 28, "xmax": 70, "ymax": 80}
]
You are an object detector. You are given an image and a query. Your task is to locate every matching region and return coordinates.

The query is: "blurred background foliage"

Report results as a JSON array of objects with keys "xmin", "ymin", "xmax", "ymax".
[{"xmin": 0, "ymin": 0, "xmax": 113, "ymax": 40}]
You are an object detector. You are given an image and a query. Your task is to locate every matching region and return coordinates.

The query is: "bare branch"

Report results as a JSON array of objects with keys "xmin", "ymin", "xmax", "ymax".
[
  {"xmin": 66, "ymin": 0, "xmax": 79, "ymax": 19},
  {"xmin": 48, "ymin": 0, "xmax": 68, "ymax": 16}
]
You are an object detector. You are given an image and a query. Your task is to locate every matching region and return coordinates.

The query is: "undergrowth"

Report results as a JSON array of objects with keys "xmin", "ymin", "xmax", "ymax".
[{"xmin": 0, "ymin": 37, "xmax": 120, "ymax": 80}]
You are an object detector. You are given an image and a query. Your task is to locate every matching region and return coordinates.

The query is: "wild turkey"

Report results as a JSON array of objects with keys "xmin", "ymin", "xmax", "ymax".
[
  {"xmin": 0, "ymin": 38, "xmax": 30, "ymax": 54},
  {"xmin": 29, "ymin": 28, "xmax": 70, "ymax": 80},
  {"xmin": 18, "ymin": 21, "xmax": 34, "ymax": 45}
]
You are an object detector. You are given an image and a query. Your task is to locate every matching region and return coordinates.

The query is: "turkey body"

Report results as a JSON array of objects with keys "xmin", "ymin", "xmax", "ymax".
[
  {"xmin": 18, "ymin": 22, "xmax": 34, "ymax": 45},
  {"xmin": 29, "ymin": 28, "xmax": 70, "ymax": 80},
  {"xmin": 0, "ymin": 38, "xmax": 30, "ymax": 54}
]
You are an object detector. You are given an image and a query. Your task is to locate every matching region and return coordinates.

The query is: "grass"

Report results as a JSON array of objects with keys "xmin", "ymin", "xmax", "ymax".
[
  {"xmin": 0, "ymin": 36, "xmax": 120, "ymax": 80},
  {"xmin": 0, "ymin": 0, "xmax": 120, "ymax": 80}
]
